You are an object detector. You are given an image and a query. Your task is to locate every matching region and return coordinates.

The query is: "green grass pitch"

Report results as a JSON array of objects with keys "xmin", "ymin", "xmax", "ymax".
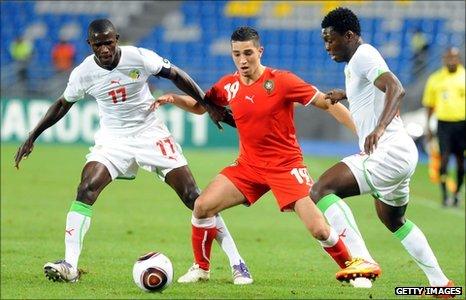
[{"xmin": 1, "ymin": 144, "xmax": 464, "ymax": 299}]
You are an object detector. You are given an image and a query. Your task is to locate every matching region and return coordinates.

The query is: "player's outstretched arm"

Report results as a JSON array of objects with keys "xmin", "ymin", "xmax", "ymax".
[
  {"xmin": 14, "ymin": 96, "xmax": 75, "ymax": 169},
  {"xmin": 311, "ymin": 92, "xmax": 357, "ymax": 134},
  {"xmin": 159, "ymin": 65, "xmax": 228, "ymax": 130},
  {"xmin": 364, "ymin": 72, "xmax": 405, "ymax": 153},
  {"xmin": 150, "ymin": 94, "xmax": 206, "ymax": 115}
]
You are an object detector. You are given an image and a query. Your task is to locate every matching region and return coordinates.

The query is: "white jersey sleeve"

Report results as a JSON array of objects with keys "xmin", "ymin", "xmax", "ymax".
[
  {"xmin": 63, "ymin": 67, "xmax": 86, "ymax": 102},
  {"xmin": 353, "ymin": 44, "xmax": 390, "ymax": 83},
  {"xmin": 138, "ymin": 47, "xmax": 171, "ymax": 75}
]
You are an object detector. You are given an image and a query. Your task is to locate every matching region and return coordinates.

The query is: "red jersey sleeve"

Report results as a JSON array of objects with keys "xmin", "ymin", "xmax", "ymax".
[
  {"xmin": 282, "ymin": 72, "xmax": 319, "ymax": 106},
  {"xmin": 205, "ymin": 80, "xmax": 229, "ymax": 107}
]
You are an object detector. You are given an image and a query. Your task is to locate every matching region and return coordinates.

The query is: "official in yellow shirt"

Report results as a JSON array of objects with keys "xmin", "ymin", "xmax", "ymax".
[{"xmin": 422, "ymin": 47, "xmax": 465, "ymax": 207}]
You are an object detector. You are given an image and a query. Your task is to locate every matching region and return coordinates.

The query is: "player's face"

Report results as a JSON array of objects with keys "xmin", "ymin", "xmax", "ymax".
[
  {"xmin": 88, "ymin": 31, "xmax": 119, "ymax": 67},
  {"xmin": 443, "ymin": 50, "xmax": 460, "ymax": 73},
  {"xmin": 321, "ymin": 27, "xmax": 350, "ymax": 63},
  {"xmin": 231, "ymin": 40, "xmax": 263, "ymax": 77}
]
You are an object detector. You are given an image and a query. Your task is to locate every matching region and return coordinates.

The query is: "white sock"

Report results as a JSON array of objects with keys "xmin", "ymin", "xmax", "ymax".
[
  {"xmin": 318, "ymin": 194, "xmax": 376, "ymax": 263},
  {"xmin": 214, "ymin": 214, "xmax": 245, "ymax": 267},
  {"xmin": 64, "ymin": 202, "xmax": 92, "ymax": 269},
  {"xmin": 318, "ymin": 227, "xmax": 339, "ymax": 247},
  {"xmin": 395, "ymin": 220, "xmax": 449, "ymax": 286}
]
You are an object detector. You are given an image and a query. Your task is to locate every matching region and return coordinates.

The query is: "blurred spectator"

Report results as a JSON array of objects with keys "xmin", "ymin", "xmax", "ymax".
[
  {"xmin": 9, "ymin": 36, "xmax": 33, "ymax": 84},
  {"xmin": 422, "ymin": 47, "xmax": 465, "ymax": 207},
  {"xmin": 52, "ymin": 39, "xmax": 76, "ymax": 72},
  {"xmin": 410, "ymin": 27, "xmax": 429, "ymax": 77}
]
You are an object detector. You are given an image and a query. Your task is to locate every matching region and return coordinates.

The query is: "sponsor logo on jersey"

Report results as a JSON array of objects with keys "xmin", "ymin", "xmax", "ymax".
[
  {"xmin": 110, "ymin": 78, "xmax": 121, "ymax": 85},
  {"xmin": 129, "ymin": 69, "xmax": 140, "ymax": 80},
  {"xmin": 264, "ymin": 80, "xmax": 274, "ymax": 94}
]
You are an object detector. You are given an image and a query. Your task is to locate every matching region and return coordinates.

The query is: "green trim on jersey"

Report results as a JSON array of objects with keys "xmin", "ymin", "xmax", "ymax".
[
  {"xmin": 373, "ymin": 69, "xmax": 389, "ymax": 83},
  {"xmin": 70, "ymin": 201, "xmax": 93, "ymax": 217},
  {"xmin": 393, "ymin": 219, "xmax": 414, "ymax": 241},
  {"xmin": 316, "ymin": 194, "xmax": 340, "ymax": 212},
  {"xmin": 116, "ymin": 176, "xmax": 136, "ymax": 180}
]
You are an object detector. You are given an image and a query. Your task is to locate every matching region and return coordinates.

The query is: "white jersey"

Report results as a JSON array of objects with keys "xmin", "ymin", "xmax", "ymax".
[
  {"xmin": 63, "ymin": 45, "xmax": 171, "ymax": 137},
  {"xmin": 344, "ymin": 44, "xmax": 406, "ymax": 151}
]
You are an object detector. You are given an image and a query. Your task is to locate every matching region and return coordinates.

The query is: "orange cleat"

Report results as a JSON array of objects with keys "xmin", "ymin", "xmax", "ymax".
[
  {"xmin": 335, "ymin": 258, "xmax": 382, "ymax": 282},
  {"xmin": 432, "ymin": 280, "xmax": 456, "ymax": 298}
]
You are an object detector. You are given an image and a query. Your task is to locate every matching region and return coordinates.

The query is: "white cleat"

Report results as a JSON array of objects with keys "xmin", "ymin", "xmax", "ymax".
[
  {"xmin": 232, "ymin": 260, "xmax": 253, "ymax": 285},
  {"xmin": 43, "ymin": 260, "xmax": 80, "ymax": 283},
  {"xmin": 350, "ymin": 277, "xmax": 373, "ymax": 288},
  {"xmin": 177, "ymin": 263, "xmax": 210, "ymax": 283}
]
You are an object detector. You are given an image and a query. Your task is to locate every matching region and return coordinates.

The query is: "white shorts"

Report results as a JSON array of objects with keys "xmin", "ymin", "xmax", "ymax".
[
  {"xmin": 85, "ymin": 128, "xmax": 188, "ymax": 181},
  {"xmin": 342, "ymin": 133, "xmax": 418, "ymax": 206}
]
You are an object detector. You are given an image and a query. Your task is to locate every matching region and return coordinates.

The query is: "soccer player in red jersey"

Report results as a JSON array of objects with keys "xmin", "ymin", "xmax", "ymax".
[{"xmin": 152, "ymin": 26, "xmax": 381, "ymax": 284}]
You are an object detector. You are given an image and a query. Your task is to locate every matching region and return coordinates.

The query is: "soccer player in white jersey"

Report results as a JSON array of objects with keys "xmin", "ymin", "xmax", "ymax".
[
  {"xmin": 14, "ymin": 19, "xmax": 253, "ymax": 285},
  {"xmin": 312, "ymin": 7, "xmax": 454, "ymax": 289}
]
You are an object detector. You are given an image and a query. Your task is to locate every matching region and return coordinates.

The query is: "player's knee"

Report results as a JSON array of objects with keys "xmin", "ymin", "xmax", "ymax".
[
  {"xmin": 76, "ymin": 180, "xmax": 98, "ymax": 205},
  {"xmin": 310, "ymin": 181, "xmax": 332, "ymax": 203},
  {"xmin": 180, "ymin": 187, "xmax": 200, "ymax": 211},
  {"xmin": 193, "ymin": 197, "xmax": 215, "ymax": 218}
]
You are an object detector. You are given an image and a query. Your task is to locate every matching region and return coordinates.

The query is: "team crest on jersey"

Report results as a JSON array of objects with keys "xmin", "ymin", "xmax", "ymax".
[
  {"xmin": 129, "ymin": 69, "xmax": 140, "ymax": 80},
  {"xmin": 264, "ymin": 80, "xmax": 274, "ymax": 94}
]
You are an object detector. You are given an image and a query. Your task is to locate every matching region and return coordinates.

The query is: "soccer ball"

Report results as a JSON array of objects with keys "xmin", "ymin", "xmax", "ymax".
[{"xmin": 132, "ymin": 251, "xmax": 173, "ymax": 292}]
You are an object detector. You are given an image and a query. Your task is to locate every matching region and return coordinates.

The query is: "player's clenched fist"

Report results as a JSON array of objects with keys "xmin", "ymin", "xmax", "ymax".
[{"xmin": 325, "ymin": 89, "xmax": 347, "ymax": 105}]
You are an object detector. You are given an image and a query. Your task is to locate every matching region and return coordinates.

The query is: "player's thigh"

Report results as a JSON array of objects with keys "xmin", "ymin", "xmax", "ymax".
[
  {"xmin": 194, "ymin": 174, "xmax": 248, "ymax": 216},
  {"xmin": 311, "ymin": 161, "xmax": 360, "ymax": 199},
  {"xmin": 134, "ymin": 135, "xmax": 188, "ymax": 180},
  {"xmin": 220, "ymin": 162, "xmax": 270, "ymax": 206},
  {"xmin": 86, "ymin": 136, "xmax": 136, "ymax": 180},
  {"xmin": 344, "ymin": 138, "xmax": 417, "ymax": 204}
]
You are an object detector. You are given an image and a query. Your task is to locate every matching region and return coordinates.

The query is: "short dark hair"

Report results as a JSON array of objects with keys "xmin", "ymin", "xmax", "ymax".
[
  {"xmin": 321, "ymin": 7, "xmax": 361, "ymax": 36},
  {"xmin": 231, "ymin": 26, "xmax": 260, "ymax": 46},
  {"xmin": 88, "ymin": 19, "xmax": 117, "ymax": 38}
]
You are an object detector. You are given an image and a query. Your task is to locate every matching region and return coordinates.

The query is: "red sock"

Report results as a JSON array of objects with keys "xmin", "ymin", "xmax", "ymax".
[
  {"xmin": 192, "ymin": 225, "xmax": 217, "ymax": 271},
  {"xmin": 323, "ymin": 237, "xmax": 351, "ymax": 268}
]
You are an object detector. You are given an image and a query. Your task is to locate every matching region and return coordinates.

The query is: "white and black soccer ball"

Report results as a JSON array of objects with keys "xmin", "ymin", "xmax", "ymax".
[{"xmin": 132, "ymin": 251, "xmax": 173, "ymax": 292}]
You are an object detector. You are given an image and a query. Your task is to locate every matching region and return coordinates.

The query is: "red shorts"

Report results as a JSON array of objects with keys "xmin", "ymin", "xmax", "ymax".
[{"xmin": 220, "ymin": 160, "xmax": 314, "ymax": 211}]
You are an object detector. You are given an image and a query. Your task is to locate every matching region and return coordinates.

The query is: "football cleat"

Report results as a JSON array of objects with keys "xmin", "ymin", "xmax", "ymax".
[
  {"xmin": 177, "ymin": 263, "xmax": 210, "ymax": 283},
  {"xmin": 432, "ymin": 280, "xmax": 456, "ymax": 298},
  {"xmin": 335, "ymin": 258, "xmax": 381, "ymax": 282},
  {"xmin": 44, "ymin": 260, "xmax": 80, "ymax": 282},
  {"xmin": 231, "ymin": 260, "xmax": 253, "ymax": 285}
]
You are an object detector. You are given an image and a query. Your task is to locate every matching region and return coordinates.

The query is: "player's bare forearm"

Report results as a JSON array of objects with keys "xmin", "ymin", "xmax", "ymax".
[
  {"xmin": 374, "ymin": 72, "xmax": 404, "ymax": 131},
  {"xmin": 171, "ymin": 94, "xmax": 206, "ymax": 115},
  {"xmin": 166, "ymin": 66, "xmax": 206, "ymax": 104},
  {"xmin": 327, "ymin": 103, "xmax": 357, "ymax": 134},
  {"xmin": 30, "ymin": 97, "xmax": 75, "ymax": 140},
  {"xmin": 15, "ymin": 96, "xmax": 74, "ymax": 169}
]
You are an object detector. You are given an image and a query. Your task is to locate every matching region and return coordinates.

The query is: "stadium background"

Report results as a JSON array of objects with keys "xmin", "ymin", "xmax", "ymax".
[{"xmin": 1, "ymin": 1, "xmax": 465, "ymax": 299}]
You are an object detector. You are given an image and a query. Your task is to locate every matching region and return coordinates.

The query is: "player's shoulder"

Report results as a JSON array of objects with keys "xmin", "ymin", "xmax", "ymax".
[
  {"xmin": 121, "ymin": 45, "xmax": 160, "ymax": 59},
  {"xmin": 69, "ymin": 54, "xmax": 96, "ymax": 79},
  {"xmin": 266, "ymin": 68, "xmax": 300, "ymax": 81},
  {"xmin": 215, "ymin": 71, "xmax": 241, "ymax": 85},
  {"xmin": 355, "ymin": 44, "xmax": 382, "ymax": 59}
]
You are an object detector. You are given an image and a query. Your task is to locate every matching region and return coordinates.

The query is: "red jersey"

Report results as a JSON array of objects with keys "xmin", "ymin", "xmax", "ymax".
[{"xmin": 206, "ymin": 68, "xmax": 318, "ymax": 167}]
